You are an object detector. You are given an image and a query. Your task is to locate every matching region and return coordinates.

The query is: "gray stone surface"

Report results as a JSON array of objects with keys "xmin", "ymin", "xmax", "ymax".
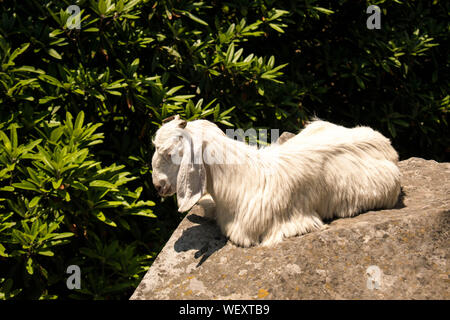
[{"xmin": 131, "ymin": 158, "xmax": 449, "ymax": 300}]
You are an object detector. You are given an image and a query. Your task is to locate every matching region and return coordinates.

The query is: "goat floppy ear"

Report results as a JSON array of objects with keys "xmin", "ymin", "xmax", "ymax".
[{"xmin": 176, "ymin": 131, "xmax": 206, "ymax": 212}]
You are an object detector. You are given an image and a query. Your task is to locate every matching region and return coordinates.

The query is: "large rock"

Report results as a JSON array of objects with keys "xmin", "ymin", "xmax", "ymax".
[{"xmin": 131, "ymin": 158, "xmax": 449, "ymax": 300}]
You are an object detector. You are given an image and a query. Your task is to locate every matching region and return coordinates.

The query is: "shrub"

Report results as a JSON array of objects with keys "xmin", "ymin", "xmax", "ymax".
[
  {"xmin": 0, "ymin": 111, "xmax": 156, "ymax": 299},
  {"xmin": 0, "ymin": 0, "xmax": 447, "ymax": 299}
]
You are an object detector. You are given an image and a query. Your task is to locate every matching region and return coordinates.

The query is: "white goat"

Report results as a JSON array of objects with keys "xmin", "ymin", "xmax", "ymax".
[{"xmin": 151, "ymin": 116, "xmax": 401, "ymax": 247}]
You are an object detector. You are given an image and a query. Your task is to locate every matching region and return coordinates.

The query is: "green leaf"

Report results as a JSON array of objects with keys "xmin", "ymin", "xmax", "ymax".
[
  {"xmin": 26, "ymin": 258, "xmax": 34, "ymax": 275},
  {"xmin": 226, "ymin": 23, "xmax": 235, "ymax": 36},
  {"xmin": 74, "ymin": 111, "xmax": 85, "ymax": 130},
  {"xmin": 71, "ymin": 181, "xmax": 88, "ymax": 191},
  {"xmin": 38, "ymin": 74, "xmax": 63, "ymax": 87},
  {"xmin": 268, "ymin": 9, "xmax": 289, "ymax": 21},
  {"xmin": 29, "ymin": 196, "xmax": 41, "ymax": 208},
  {"xmin": 312, "ymin": 7, "xmax": 335, "ymax": 15},
  {"xmin": 220, "ymin": 106, "xmax": 236, "ymax": 118},
  {"xmin": 257, "ymin": 85, "xmax": 265, "ymax": 96},
  {"xmin": 269, "ymin": 23, "xmax": 285, "ymax": 33},
  {"xmin": 38, "ymin": 250, "xmax": 54, "ymax": 257},
  {"xmin": 49, "ymin": 29, "xmax": 64, "ymax": 37},
  {"xmin": 267, "ymin": 55, "xmax": 275, "ymax": 68},
  {"xmin": 89, "ymin": 180, "xmax": 118, "ymax": 190},
  {"xmin": 48, "ymin": 48, "xmax": 62, "ymax": 60},
  {"xmin": 98, "ymin": 0, "xmax": 107, "ymax": 14},
  {"xmin": 131, "ymin": 210, "xmax": 157, "ymax": 218},
  {"xmin": 387, "ymin": 121, "xmax": 397, "ymax": 138},
  {"xmin": 94, "ymin": 211, "xmax": 117, "ymax": 227},
  {"xmin": 94, "ymin": 201, "xmax": 124, "ymax": 209},
  {"xmin": 393, "ymin": 119, "xmax": 409, "ymax": 127},
  {"xmin": 117, "ymin": 218, "xmax": 130, "ymax": 231},
  {"xmin": 9, "ymin": 43, "xmax": 30, "ymax": 62},
  {"xmin": 116, "ymin": 0, "xmax": 124, "ymax": 12},
  {"xmin": 51, "ymin": 232, "xmax": 74, "ymax": 240},
  {"xmin": 226, "ymin": 43, "xmax": 235, "ymax": 64},
  {"xmin": 10, "ymin": 125, "xmax": 18, "ymax": 149},
  {"xmin": 0, "ymin": 244, "xmax": 8, "ymax": 257},
  {"xmin": 232, "ymin": 48, "xmax": 244, "ymax": 63},
  {"xmin": 0, "ymin": 130, "xmax": 11, "ymax": 150},
  {"xmin": 12, "ymin": 181, "xmax": 40, "ymax": 192},
  {"xmin": 12, "ymin": 230, "xmax": 29, "ymax": 245},
  {"xmin": 166, "ymin": 85, "xmax": 184, "ymax": 96},
  {"xmin": 180, "ymin": 11, "xmax": 208, "ymax": 26},
  {"xmin": 355, "ymin": 76, "xmax": 365, "ymax": 89},
  {"xmin": 84, "ymin": 27, "xmax": 100, "ymax": 32},
  {"xmin": 52, "ymin": 178, "xmax": 63, "ymax": 190}
]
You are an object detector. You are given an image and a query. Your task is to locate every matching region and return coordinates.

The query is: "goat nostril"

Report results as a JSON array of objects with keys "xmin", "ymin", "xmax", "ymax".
[{"xmin": 155, "ymin": 180, "xmax": 167, "ymax": 195}]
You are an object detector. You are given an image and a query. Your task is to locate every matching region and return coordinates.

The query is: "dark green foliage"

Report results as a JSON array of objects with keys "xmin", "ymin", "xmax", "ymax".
[
  {"xmin": 0, "ymin": 0, "xmax": 448, "ymax": 299},
  {"xmin": 0, "ymin": 111, "xmax": 156, "ymax": 299}
]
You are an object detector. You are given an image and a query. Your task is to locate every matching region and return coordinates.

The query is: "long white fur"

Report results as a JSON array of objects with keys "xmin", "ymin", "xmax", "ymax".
[{"xmin": 152, "ymin": 117, "xmax": 401, "ymax": 247}]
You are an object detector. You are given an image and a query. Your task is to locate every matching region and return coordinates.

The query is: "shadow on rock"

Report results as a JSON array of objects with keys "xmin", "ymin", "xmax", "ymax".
[
  {"xmin": 174, "ymin": 214, "xmax": 227, "ymax": 268},
  {"xmin": 394, "ymin": 187, "xmax": 406, "ymax": 209}
]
